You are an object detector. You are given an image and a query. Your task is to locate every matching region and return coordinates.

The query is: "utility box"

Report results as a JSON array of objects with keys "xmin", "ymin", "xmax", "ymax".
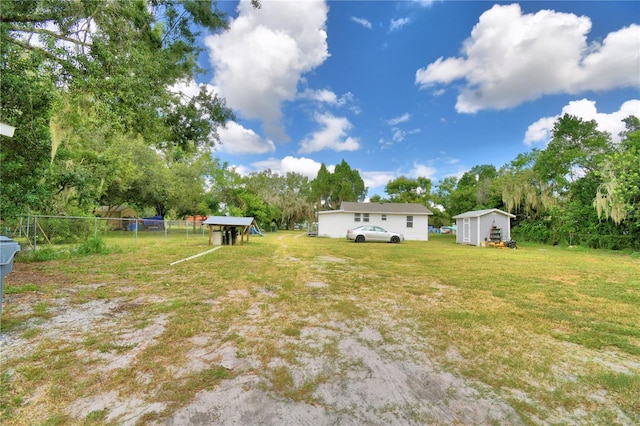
[{"xmin": 0, "ymin": 236, "xmax": 21, "ymax": 317}]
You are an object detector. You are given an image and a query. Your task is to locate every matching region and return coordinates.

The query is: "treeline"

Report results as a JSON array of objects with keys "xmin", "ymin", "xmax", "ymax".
[
  {"xmin": 429, "ymin": 114, "xmax": 639, "ymax": 250},
  {"xmin": 374, "ymin": 114, "xmax": 639, "ymax": 250}
]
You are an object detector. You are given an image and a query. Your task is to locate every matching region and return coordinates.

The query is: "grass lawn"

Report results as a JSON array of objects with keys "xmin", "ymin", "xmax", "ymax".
[{"xmin": 1, "ymin": 232, "xmax": 639, "ymax": 425}]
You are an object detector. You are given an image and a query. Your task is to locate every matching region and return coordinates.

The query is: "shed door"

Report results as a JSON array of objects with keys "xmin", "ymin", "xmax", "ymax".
[{"xmin": 463, "ymin": 218, "xmax": 471, "ymax": 243}]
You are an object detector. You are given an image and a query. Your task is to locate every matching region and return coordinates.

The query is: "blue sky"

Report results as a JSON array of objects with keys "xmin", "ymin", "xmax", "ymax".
[{"xmin": 184, "ymin": 1, "xmax": 639, "ymax": 198}]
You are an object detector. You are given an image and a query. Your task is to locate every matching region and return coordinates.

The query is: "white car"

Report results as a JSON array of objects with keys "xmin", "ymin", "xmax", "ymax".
[{"xmin": 346, "ymin": 225, "xmax": 404, "ymax": 243}]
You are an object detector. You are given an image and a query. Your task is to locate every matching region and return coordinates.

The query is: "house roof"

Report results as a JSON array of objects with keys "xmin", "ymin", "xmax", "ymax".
[
  {"xmin": 452, "ymin": 208, "xmax": 515, "ymax": 219},
  {"xmin": 337, "ymin": 202, "xmax": 433, "ymax": 215},
  {"xmin": 203, "ymin": 216, "xmax": 255, "ymax": 226}
]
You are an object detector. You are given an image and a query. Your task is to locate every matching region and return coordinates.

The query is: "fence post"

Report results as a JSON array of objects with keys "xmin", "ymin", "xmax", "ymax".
[
  {"xmin": 94, "ymin": 217, "xmax": 98, "ymax": 239},
  {"xmin": 26, "ymin": 211, "xmax": 31, "ymax": 239},
  {"xmin": 33, "ymin": 215, "xmax": 37, "ymax": 251}
]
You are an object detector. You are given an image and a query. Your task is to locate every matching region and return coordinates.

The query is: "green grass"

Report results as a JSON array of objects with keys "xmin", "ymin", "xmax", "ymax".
[{"xmin": 1, "ymin": 232, "xmax": 639, "ymax": 424}]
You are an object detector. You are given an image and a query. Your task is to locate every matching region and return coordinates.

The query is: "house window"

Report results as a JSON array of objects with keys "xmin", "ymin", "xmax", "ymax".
[
  {"xmin": 381, "ymin": 214, "xmax": 387, "ymax": 221},
  {"xmin": 363, "ymin": 213, "xmax": 370, "ymax": 222},
  {"xmin": 406, "ymin": 215, "xmax": 413, "ymax": 228},
  {"xmin": 354, "ymin": 213, "xmax": 361, "ymax": 222}
]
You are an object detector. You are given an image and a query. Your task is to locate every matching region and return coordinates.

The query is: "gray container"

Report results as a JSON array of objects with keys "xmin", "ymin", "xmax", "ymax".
[{"xmin": 0, "ymin": 236, "xmax": 21, "ymax": 317}]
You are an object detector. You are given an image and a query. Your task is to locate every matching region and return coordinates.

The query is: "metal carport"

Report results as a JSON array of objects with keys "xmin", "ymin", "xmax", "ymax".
[{"xmin": 202, "ymin": 216, "xmax": 257, "ymax": 246}]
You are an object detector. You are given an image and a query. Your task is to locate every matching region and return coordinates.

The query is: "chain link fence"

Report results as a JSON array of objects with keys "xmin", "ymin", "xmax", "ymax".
[{"xmin": 2, "ymin": 215, "xmax": 207, "ymax": 250}]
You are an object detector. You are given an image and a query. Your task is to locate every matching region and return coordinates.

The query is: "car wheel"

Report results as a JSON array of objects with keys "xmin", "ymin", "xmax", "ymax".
[
  {"xmin": 355, "ymin": 235, "xmax": 365, "ymax": 243},
  {"xmin": 390, "ymin": 236, "xmax": 400, "ymax": 244}
]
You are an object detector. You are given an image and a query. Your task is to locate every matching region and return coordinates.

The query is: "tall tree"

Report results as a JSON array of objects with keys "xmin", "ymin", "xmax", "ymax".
[
  {"xmin": 534, "ymin": 114, "xmax": 612, "ymax": 196},
  {"xmin": 0, "ymin": 0, "xmax": 238, "ymax": 218},
  {"xmin": 498, "ymin": 151, "xmax": 555, "ymax": 219},
  {"xmin": 309, "ymin": 160, "xmax": 366, "ymax": 211},
  {"xmin": 385, "ymin": 176, "xmax": 432, "ymax": 205},
  {"xmin": 309, "ymin": 163, "xmax": 333, "ymax": 211},
  {"xmin": 0, "ymin": 44, "xmax": 57, "ymax": 218},
  {"xmin": 593, "ymin": 116, "xmax": 640, "ymax": 230},
  {"xmin": 447, "ymin": 165, "xmax": 500, "ymax": 216},
  {"xmin": 329, "ymin": 160, "xmax": 367, "ymax": 208}
]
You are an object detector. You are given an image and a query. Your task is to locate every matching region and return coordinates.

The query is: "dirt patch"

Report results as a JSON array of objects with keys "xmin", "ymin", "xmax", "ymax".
[
  {"xmin": 2, "ymin": 284, "xmax": 521, "ymax": 425},
  {"xmin": 157, "ymin": 321, "xmax": 520, "ymax": 426}
]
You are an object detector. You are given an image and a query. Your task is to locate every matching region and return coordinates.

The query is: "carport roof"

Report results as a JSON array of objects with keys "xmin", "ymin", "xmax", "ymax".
[{"xmin": 202, "ymin": 216, "xmax": 255, "ymax": 226}]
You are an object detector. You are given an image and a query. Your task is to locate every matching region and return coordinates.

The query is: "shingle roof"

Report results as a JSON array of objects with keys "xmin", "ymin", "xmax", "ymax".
[
  {"xmin": 339, "ymin": 202, "xmax": 432, "ymax": 215},
  {"xmin": 452, "ymin": 209, "xmax": 515, "ymax": 219},
  {"xmin": 203, "ymin": 216, "xmax": 255, "ymax": 226}
]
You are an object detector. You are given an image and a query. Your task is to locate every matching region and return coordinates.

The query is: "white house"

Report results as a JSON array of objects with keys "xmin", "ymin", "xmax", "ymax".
[
  {"xmin": 452, "ymin": 209, "xmax": 515, "ymax": 246},
  {"xmin": 317, "ymin": 202, "xmax": 433, "ymax": 241}
]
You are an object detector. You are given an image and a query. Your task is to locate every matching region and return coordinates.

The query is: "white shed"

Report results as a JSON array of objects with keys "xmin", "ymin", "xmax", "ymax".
[
  {"xmin": 452, "ymin": 209, "xmax": 515, "ymax": 246},
  {"xmin": 318, "ymin": 202, "xmax": 433, "ymax": 241}
]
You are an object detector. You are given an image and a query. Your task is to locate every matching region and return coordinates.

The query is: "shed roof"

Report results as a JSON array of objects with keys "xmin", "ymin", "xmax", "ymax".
[
  {"xmin": 338, "ymin": 202, "xmax": 433, "ymax": 215},
  {"xmin": 452, "ymin": 209, "xmax": 515, "ymax": 219},
  {"xmin": 203, "ymin": 216, "xmax": 255, "ymax": 226}
]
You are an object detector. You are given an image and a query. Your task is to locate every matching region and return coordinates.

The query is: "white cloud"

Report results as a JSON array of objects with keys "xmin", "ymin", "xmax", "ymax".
[
  {"xmin": 380, "ymin": 114, "xmax": 420, "ymax": 147},
  {"xmin": 351, "ymin": 16, "xmax": 372, "ymax": 29},
  {"xmin": 298, "ymin": 88, "xmax": 354, "ymax": 107},
  {"xmin": 360, "ymin": 171, "xmax": 396, "ymax": 193},
  {"xmin": 380, "ymin": 128, "xmax": 421, "ymax": 147},
  {"xmin": 523, "ymin": 117, "xmax": 557, "ymax": 146},
  {"xmin": 390, "ymin": 17, "xmax": 411, "ymax": 32},
  {"xmin": 217, "ymin": 121, "xmax": 276, "ymax": 154},
  {"xmin": 299, "ymin": 88, "xmax": 338, "ymax": 104},
  {"xmin": 415, "ymin": 4, "xmax": 640, "ymax": 113},
  {"xmin": 409, "ymin": 163, "xmax": 437, "ymax": 180},
  {"xmin": 205, "ymin": 0, "xmax": 329, "ymax": 141},
  {"xmin": 251, "ymin": 156, "xmax": 324, "ymax": 179},
  {"xmin": 298, "ymin": 113, "xmax": 361, "ymax": 154},
  {"xmin": 387, "ymin": 113, "xmax": 411, "ymax": 126},
  {"xmin": 412, "ymin": 0, "xmax": 437, "ymax": 7},
  {"xmin": 525, "ymin": 99, "xmax": 640, "ymax": 145},
  {"xmin": 169, "ymin": 79, "xmax": 204, "ymax": 99}
]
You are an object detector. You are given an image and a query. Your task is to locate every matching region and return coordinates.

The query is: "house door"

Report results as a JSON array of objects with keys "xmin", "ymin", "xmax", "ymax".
[{"xmin": 463, "ymin": 218, "xmax": 471, "ymax": 243}]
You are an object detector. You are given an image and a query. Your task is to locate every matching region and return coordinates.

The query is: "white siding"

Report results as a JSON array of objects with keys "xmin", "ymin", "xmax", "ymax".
[
  {"xmin": 318, "ymin": 211, "xmax": 429, "ymax": 241},
  {"xmin": 455, "ymin": 211, "xmax": 512, "ymax": 246}
]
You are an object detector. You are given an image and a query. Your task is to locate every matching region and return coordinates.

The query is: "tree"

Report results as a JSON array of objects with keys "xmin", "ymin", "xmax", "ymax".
[
  {"xmin": 244, "ymin": 169, "xmax": 313, "ymax": 229},
  {"xmin": 0, "ymin": 0, "xmax": 240, "ymax": 218},
  {"xmin": 309, "ymin": 163, "xmax": 332, "ymax": 211},
  {"xmin": 330, "ymin": 160, "xmax": 367, "ymax": 208},
  {"xmin": 385, "ymin": 176, "xmax": 432, "ymax": 205},
  {"xmin": 498, "ymin": 151, "xmax": 555, "ymax": 219},
  {"xmin": 446, "ymin": 165, "xmax": 500, "ymax": 216},
  {"xmin": 433, "ymin": 176, "xmax": 457, "ymax": 215},
  {"xmin": 309, "ymin": 160, "xmax": 366, "ymax": 211},
  {"xmin": 534, "ymin": 114, "xmax": 612, "ymax": 196},
  {"xmin": 0, "ymin": 44, "xmax": 58, "ymax": 218},
  {"xmin": 593, "ymin": 116, "xmax": 640, "ymax": 231},
  {"xmin": 165, "ymin": 151, "xmax": 217, "ymax": 219}
]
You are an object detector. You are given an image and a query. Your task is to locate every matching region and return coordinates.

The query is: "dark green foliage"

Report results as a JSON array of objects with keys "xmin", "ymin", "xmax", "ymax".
[
  {"xmin": 309, "ymin": 160, "xmax": 366, "ymax": 211},
  {"xmin": 503, "ymin": 115, "xmax": 640, "ymax": 250},
  {"xmin": 0, "ymin": 0, "xmax": 234, "ymax": 219},
  {"xmin": 76, "ymin": 236, "xmax": 109, "ymax": 255}
]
